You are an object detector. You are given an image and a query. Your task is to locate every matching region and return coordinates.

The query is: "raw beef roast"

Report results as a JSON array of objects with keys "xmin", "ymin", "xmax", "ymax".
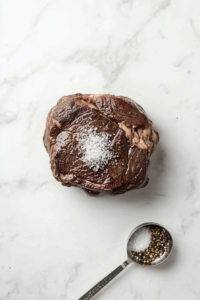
[{"xmin": 43, "ymin": 94, "xmax": 159, "ymax": 195}]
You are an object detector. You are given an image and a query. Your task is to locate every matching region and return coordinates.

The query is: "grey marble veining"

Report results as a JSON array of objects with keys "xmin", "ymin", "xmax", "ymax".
[{"xmin": 0, "ymin": 0, "xmax": 200, "ymax": 299}]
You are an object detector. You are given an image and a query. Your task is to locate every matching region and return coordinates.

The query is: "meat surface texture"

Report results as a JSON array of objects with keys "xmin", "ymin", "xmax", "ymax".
[{"xmin": 43, "ymin": 94, "xmax": 159, "ymax": 195}]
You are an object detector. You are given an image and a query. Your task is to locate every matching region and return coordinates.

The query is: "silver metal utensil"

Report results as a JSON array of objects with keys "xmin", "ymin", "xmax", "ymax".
[{"xmin": 79, "ymin": 222, "xmax": 173, "ymax": 300}]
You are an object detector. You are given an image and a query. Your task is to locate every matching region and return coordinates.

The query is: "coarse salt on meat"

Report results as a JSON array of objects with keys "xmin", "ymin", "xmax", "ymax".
[{"xmin": 78, "ymin": 127, "xmax": 114, "ymax": 172}]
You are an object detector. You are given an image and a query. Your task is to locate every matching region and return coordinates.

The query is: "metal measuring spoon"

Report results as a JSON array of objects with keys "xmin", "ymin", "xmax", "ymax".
[{"xmin": 79, "ymin": 222, "xmax": 173, "ymax": 300}]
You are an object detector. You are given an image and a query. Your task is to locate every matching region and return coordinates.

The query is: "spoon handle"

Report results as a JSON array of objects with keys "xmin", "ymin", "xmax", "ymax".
[{"xmin": 78, "ymin": 260, "xmax": 129, "ymax": 300}]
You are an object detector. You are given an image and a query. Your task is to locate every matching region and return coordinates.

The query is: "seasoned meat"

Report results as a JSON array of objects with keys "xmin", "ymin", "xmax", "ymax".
[{"xmin": 43, "ymin": 94, "xmax": 159, "ymax": 195}]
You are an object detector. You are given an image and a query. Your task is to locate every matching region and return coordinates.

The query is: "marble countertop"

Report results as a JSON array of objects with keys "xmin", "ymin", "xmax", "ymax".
[{"xmin": 1, "ymin": 0, "xmax": 200, "ymax": 299}]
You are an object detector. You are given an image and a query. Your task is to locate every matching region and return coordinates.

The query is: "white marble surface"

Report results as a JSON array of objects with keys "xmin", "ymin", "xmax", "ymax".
[{"xmin": 0, "ymin": 0, "xmax": 200, "ymax": 299}]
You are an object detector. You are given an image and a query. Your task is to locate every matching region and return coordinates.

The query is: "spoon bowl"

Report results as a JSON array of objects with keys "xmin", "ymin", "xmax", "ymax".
[{"xmin": 127, "ymin": 222, "xmax": 173, "ymax": 265}]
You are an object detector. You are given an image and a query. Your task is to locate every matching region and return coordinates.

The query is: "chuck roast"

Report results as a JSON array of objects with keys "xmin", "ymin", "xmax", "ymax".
[{"xmin": 43, "ymin": 94, "xmax": 159, "ymax": 195}]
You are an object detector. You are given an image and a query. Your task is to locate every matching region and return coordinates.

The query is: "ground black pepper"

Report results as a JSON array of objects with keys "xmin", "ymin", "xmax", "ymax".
[{"xmin": 131, "ymin": 225, "xmax": 170, "ymax": 265}]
